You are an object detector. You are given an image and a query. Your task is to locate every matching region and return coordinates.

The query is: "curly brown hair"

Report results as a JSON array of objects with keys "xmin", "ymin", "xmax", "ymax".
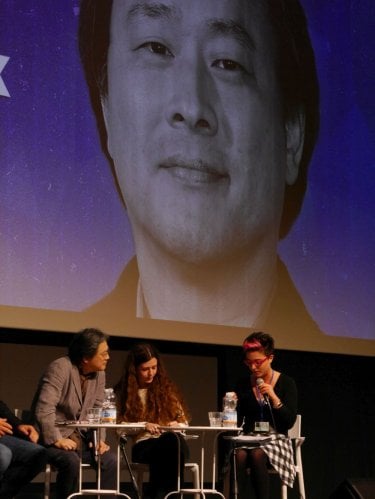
[{"xmin": 114, "ymin": 343, "xmax": 190, "ymax": 424}]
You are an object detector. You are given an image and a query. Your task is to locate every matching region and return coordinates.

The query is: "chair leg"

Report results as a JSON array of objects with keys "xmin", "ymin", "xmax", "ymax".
[
  {"xmin": 133, "ymin": 462, "xmax": 201, "ymax": 499},
  {"xmin": 185, "ymin": 462, "xmax": 200, "ymax": 499},
  {"xmin": 298, "ymin": 469, "xmax": 306, "ymax": 499},
  {"xmin": 135, "ymin": 467, "xmax": 145, "ymax": 499},
  {"xmin": 296, "ymin": 458, "xmax": 306, "ymax": 497},
  {"xmin": 44, "ymin": 463, "xmax": 51, "ymax": 499}
]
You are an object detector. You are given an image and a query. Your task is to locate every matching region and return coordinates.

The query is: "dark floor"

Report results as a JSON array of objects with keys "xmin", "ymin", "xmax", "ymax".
[
  {"xmin": 14, "ymin": 482, "xmax": 205, "ymax": 499},
  {"xmin": 14, "ymin": 482, "xmax": 136, "ymax": 498}
]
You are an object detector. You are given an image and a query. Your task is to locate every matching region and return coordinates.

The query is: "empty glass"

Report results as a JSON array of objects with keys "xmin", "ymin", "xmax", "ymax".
[
  {"xmin": 208, "ymin": 411, "xmax": 223, "ymax": 427},
  {"xmin": 87, "ymin": 407, "xmax": 101, "ymax": 424}
]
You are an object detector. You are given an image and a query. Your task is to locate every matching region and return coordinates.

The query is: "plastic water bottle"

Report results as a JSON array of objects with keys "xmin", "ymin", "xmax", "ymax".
[
  {"xmin": 222, "ymin": 392, "xmax": 238, "ymax": 427},
  {"xmin": 101, "ymin": 388, "xmax": 117, "ymax": 423}
]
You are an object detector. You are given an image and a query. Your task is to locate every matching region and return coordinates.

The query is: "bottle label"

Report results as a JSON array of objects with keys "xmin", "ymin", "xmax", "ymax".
[
  {"xmin": 222, "ymin": 410, "xmax": 237, "ymax": 427},
  {"xmin": 101, "ymin": 408, "xmax": 117, "ymax": 423}
]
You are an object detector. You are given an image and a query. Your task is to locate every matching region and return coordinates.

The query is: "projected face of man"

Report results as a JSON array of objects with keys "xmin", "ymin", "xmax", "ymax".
[{"xmin": 102, "ymin": 0, "xmax": 303, "ymax": 266}]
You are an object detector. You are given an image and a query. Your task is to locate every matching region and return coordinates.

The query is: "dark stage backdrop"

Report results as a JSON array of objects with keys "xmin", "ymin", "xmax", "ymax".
[
  {"xmin": 218, "ymin": 342, "xmax": 375, "ymax": 499},
  {"xmin": 0, "ymin": 1, "xmax": 374, "ymax": 355},
  {"xmin": 0, "ymin": 330, "xmax": 374, "ymax": 498}
]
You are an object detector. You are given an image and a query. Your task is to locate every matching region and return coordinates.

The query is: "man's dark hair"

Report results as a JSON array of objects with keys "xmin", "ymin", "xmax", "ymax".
[
  {"xmin": 78, "ymin": 0, "xmax": 319, "ymax": 237},
  {"xmin": 68, "ymin": 328, "xmax": 109, "ymax": 365}
]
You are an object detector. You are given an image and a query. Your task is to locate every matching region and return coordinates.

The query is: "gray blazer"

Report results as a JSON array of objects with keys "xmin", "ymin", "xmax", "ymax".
[{"xmin": 32, "ymin": 356, "xmax": 105, "ymax": 445}]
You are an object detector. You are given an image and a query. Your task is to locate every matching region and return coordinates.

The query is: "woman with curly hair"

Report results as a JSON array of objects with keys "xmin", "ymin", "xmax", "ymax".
[{"xmin": 114, "ymin": 343, "xmax": 190, "ymax": 498}]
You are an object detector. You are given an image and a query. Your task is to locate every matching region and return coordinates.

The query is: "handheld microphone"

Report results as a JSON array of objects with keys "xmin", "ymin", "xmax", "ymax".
[
  {"xmin": 256, "ymin": 377, "xmax": 277, "ymax": 432},
  {"xmin": 256, "ymin": 377, "xmax": 269, "ymax": 403}
]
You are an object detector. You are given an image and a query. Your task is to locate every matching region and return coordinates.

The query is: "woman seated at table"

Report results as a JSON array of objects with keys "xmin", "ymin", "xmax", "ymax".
[
  {"xmin": 114, "ymin": 342, "xmax": 190, "ymax": 499},
  {"xmin": 231, "ymin": 331, "xmax": 297, "ymax": 499}
]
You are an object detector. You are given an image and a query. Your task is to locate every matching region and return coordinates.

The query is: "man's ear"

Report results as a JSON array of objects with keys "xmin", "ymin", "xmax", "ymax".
[
  {"xmin": 285, "ymin": 107, "xmax": 305, "ymax": 185},
  {"xmin": 100, "ymin": 96, "xmax": 127, "ymax": 208}
]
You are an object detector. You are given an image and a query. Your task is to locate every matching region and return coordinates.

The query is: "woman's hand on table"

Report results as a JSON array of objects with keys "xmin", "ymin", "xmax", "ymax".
[
  {"xmin": 145, "ymin": 422, "xmax": 161, "ymax": 435},
  {"xmin": 166, "ymin": 420, "xmax": 186, "ymax": 428}
]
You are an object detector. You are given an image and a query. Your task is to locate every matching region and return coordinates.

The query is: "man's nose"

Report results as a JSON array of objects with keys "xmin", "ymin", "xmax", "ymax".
[{"xmin": 165, "ymin": 59, "xmax": 218, "ymax": 135}]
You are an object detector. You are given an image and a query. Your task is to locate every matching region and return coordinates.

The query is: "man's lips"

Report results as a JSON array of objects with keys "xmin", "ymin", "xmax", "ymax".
[{"xmin": 160, "ymin": 157, "xmax": 229, "ymax": 184}]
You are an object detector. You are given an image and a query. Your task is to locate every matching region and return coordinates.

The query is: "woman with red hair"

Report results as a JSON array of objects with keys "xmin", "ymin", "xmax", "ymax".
[{"xmin": 114, "ymin": 343, "xmax": 190, "ymax": 499}]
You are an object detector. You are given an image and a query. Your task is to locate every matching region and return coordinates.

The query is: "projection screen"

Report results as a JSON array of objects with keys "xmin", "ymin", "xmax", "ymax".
[{"xmin": 0, "ymin": 0, "xmax": 374, "ymax": 355}]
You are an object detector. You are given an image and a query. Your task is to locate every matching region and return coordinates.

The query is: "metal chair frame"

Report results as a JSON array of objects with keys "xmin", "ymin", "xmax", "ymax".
[{"xmin": 131, "ymin": 461, "xmax": 200, "ymax": 499}]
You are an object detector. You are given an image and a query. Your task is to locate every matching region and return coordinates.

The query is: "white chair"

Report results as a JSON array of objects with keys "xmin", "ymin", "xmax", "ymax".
[
  {"xmin": 131, "ymin": 461, "xmax": 200, "ymax": 499},
  {"xmin": 232, "ymin": 414, "xmax": 306, "ymax": 499},
  {"xmin": 283, "ymin": 414, "xmax": 306, "ymax": 499},
  {"xmin": 44, "ymin": 462, "xmax": 95, "ymax": 499},
  {"xmin": 43, "ymin": 463, "xmax": 53, "ymax": 499}
]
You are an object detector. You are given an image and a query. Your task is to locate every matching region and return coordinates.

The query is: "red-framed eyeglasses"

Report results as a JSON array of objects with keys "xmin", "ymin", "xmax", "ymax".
[{"xmin": 244, "ymin": 356, "xmax": 269, "ymax": 368}]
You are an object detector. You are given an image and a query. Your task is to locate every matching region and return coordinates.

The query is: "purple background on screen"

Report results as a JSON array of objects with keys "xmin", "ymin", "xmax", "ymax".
[{"xmin": 0, "ymin": 0, "xmax": 374, "ymax": 340}]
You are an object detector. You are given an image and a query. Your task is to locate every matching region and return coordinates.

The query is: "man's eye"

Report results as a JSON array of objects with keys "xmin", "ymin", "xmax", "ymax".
[
  {"xmin": 213, "ymin": 58, "xmax": 245, "ymax": 72},
  {"xmin": 139, "ymin": 41, "xmax": 173, "ymax": 57}
]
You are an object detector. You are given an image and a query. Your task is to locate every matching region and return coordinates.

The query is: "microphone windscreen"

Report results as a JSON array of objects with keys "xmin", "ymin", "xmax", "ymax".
[{"xmin": 256, "ymin": 377, "xmax": 264, "ymax": 387}]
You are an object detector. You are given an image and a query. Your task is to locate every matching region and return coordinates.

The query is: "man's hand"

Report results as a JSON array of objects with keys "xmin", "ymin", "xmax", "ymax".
[
  {"xmin": 54, "ymin": 438, "xmax": 78, "ymax": 451},
  {"xmin": 0, "ymin": 418, "xmax": 13, "ymax": 437},
  {"xmin": 98, "ymin": 440, "xmax": 110, "ymax": 455},
  {"xmin": 17, "ymin": 424, "xmax": 39, "ymax": 443}
]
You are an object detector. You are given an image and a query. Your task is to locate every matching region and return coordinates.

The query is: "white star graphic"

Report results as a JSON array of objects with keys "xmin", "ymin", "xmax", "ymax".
[{"xmin": 0, "ymin": 55, "xmax": 10, "ymax": 98}]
